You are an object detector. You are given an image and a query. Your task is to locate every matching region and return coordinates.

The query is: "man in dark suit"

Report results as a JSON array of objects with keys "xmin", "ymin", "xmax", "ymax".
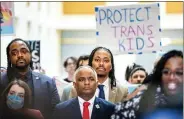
[
  {"xmin": 52, "ymin": 65, "xmax": 115, "ymax": 119},
  {"xmin": 0, "ymin": 38, "xmax": 60, "ymax": 119},
  {"xmin": 60, "ymin": 47, "xmax": 128, "ymax": 104}
]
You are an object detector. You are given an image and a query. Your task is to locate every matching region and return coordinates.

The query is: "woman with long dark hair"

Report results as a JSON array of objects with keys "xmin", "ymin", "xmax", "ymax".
[{"xmin": 111, "ymin": 50, "xmax": 183, "ymax": 119}]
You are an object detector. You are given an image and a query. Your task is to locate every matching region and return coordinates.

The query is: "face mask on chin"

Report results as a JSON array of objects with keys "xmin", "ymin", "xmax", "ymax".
[{"xmin": 6, "ymin": 94, "xmax": 24, "ymax": 110}]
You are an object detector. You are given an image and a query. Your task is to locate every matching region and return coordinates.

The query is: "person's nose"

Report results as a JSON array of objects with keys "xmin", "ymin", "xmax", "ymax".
[
  {"xmin": 137, "ymin": 79, "xmax": 142, "ymax": 83},
  {"xmin": 168, "ymin": 73, "xmax": 176, "ymax": 81},
  {"xmin": 137, "ymin": 78, "xmax": 141, "ymax": 83},
  {"xmin": 17, "ymin": 51, "xmax": 23, "ymax": 58},
  {"xmin": 84, "ymin": 79, "xmax": 90, "ymax": 85},
  {"xmin": 137, "ymin": 76, "xmax": 143, "ymax": 83},
  {"xmin": 99, "ymin": 60, "xmax": 104, "ymax": 66}
]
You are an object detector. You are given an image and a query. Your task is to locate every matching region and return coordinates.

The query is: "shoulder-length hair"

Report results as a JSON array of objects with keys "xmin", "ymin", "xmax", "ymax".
[
  {"xmin": 88, "ymin": 46, "xmax": 116, "ymax": 89},
  {"xmin": 1, "ymin": 79, "xmax": 32, "ymax": 108},
  {"xmin": 139, "ymin": 50, "xmax": 183, "ymax": 113},
  {"xmin": 6, "ymin": 38, "xmax": 33, "ymax": 82}
]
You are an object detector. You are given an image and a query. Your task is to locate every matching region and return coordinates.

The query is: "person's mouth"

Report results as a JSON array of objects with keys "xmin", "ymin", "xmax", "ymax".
[
  {"xmin": 97, "ymin": 67, "xmax": 106, "ymax": 71},
  {"xmin": 17, "ymin": 59, "xmax": 26, "ymax": 64},
  {"xmin": 84, "ymin": 87, "xmax": 91, "ymax": 90},
  {"xmin": 168, "ymin": 82, "xmax": 177, "ymax": 90}
]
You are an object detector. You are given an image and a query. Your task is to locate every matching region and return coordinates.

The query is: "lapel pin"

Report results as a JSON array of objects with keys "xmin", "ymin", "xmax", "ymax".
[{"xmin": 95, "ymin": 104, "xmax": 100, "ymax": 109}]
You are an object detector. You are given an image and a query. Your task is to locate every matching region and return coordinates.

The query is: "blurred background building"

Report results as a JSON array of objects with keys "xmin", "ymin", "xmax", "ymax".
[{"xmin": 1, "ymin": 2, "xmax": 183, "ymax": 85}]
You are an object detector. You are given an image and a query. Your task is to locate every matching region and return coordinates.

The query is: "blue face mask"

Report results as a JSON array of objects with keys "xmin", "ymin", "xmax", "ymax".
[{"xmin": 6, "ymin": 94, "xmax": 24, "ymax": 110}]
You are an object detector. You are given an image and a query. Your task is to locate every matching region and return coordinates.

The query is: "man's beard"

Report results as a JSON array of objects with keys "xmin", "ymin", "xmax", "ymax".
[
  {"xmin": 13, "ymin": 64, "xmax": 29, "ymax": 71},
  {"xmin": 97, "ymin": 74, "xmax": 107, "ymax": 78}
]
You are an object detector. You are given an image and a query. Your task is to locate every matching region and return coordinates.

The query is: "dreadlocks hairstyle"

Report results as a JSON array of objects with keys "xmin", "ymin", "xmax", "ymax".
[
  {"xmin": 138, "ymin": 49, "xmax": 183, "ymax": 113},
  {"xmin": 6, "ymin": 38, "xmax": 33, "ymax": 82},
  {"xmin": 88, "ymin": 46, "xmax": 116, "ymax": 89}
]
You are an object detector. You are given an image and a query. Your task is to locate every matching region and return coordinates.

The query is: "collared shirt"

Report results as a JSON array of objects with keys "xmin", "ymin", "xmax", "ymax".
[
  {"xmin": 95, "ymin": 77, "xmax": 110, "ymax": 101},
  {"xmin": 78, "ymin": 95, "xmax": 96, "ymax": 119}
]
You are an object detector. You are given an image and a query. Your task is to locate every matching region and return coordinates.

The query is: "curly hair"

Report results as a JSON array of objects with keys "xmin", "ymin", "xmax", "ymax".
[
  {"xmin": 88, "ymin": 46, "xmax": 116, "ymax": 89},
  {"xmin": 139, "ymin": 49, "xmax": 183, "ymax": 113},
  {"xmin": 6, "ymin": 38, "xmax": 33, "ymax": 82}
]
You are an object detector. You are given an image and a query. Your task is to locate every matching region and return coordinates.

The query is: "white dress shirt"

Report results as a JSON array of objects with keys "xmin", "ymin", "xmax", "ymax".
[
  {"xmin": 95, "ymin": 77, "xmax": 110, "ymax": 101},
  {"xmin": 78, "ymin": 95, "xmax": 96, "ymax": 119}
]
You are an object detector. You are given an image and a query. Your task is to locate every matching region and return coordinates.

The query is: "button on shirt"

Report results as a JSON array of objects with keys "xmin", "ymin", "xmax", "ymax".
[
  {"xmin": 95, "ymin": 77, "xmax": 110, "ymax": 101},
  {"xmin": 78, "ymin": 95, "xmax": 96, "ymax": 119}
]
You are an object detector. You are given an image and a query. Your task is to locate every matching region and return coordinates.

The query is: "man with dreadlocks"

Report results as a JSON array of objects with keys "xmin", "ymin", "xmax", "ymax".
[
  {"xmin": 88, "ymin": 46, "xmax": 128, "ymax": 103},
  {"xmin": 59, "ymin": 47, "xmax": 128, "ymax": 103},
  {"xmin": 0, "ymin": 38, "xmax": 60, "ymax": 119}
]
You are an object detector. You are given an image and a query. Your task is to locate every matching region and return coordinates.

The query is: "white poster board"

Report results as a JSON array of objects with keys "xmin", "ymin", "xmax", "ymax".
[{"xmin": 95, "ymin": 3, "xmax": 161, "ymax": 54}]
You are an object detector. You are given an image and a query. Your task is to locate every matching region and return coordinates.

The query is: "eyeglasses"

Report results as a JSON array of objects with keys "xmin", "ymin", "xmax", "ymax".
[{"xmin": 162, "ymin": 69, "xmax": 183, "ymax": 78}]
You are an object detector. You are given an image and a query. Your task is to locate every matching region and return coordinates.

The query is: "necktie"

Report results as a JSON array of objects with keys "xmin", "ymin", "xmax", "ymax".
[
  {"xmin": 98, "ymin": 85, "xmax": 105, "ymax": 99},
  {"xmin": 83, "ymin": 102, "xmax": 90, "ymax": 119}
]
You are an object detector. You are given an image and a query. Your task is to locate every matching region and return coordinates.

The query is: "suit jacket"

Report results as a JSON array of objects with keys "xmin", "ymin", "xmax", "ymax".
[
  {"xmin": 0, "ymin": 71, "xmax": 60, "ymax": 119},
  {"xmin": 52, "ymin": 97, "xmax": 115, "ymax": 119},
  {"xmin": 60, "ymin": 81, "xmax": 128, "ymax": 103}
]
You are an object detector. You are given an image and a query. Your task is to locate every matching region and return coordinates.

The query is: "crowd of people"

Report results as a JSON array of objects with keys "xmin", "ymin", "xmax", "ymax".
[{"xmin": 0, "ymin": 38, "xmax": 183, "ymax": 119}]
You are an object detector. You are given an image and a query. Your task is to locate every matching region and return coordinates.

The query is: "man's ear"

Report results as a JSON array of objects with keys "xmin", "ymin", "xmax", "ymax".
[
  {"xmin": 110, "ymin": 65, "xmax": 112, "ymax": 70},
  {"xmin": 65, "ymin": 68, "xmax": 67, "ymax": 72},
  {"xmin": 73, "ymin": 82, "xmax": 76, "ymax": 89},
  {"xmin": 128, "ymin": 77, "xmax": 132, "ymax": 83},
  {"xmin": 8, "ymin": 58, "xmax": 11, "ymax": 63},
  {"xmin": 96, "ymin": 80, "xmax": 99, "ymax": 88}
]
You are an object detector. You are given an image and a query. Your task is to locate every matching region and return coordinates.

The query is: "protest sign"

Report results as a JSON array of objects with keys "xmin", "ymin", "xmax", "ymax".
[
  {"xmin": 95, "ymin": 3, "xmax": 161, "ymax": 54},
  {"xmin": 27, "ymin": 40, "xmax": 40, "ymax": 70},
  {"xmin": 0, "ymin": 2, "xmax": 15, "ymax": 35}
]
